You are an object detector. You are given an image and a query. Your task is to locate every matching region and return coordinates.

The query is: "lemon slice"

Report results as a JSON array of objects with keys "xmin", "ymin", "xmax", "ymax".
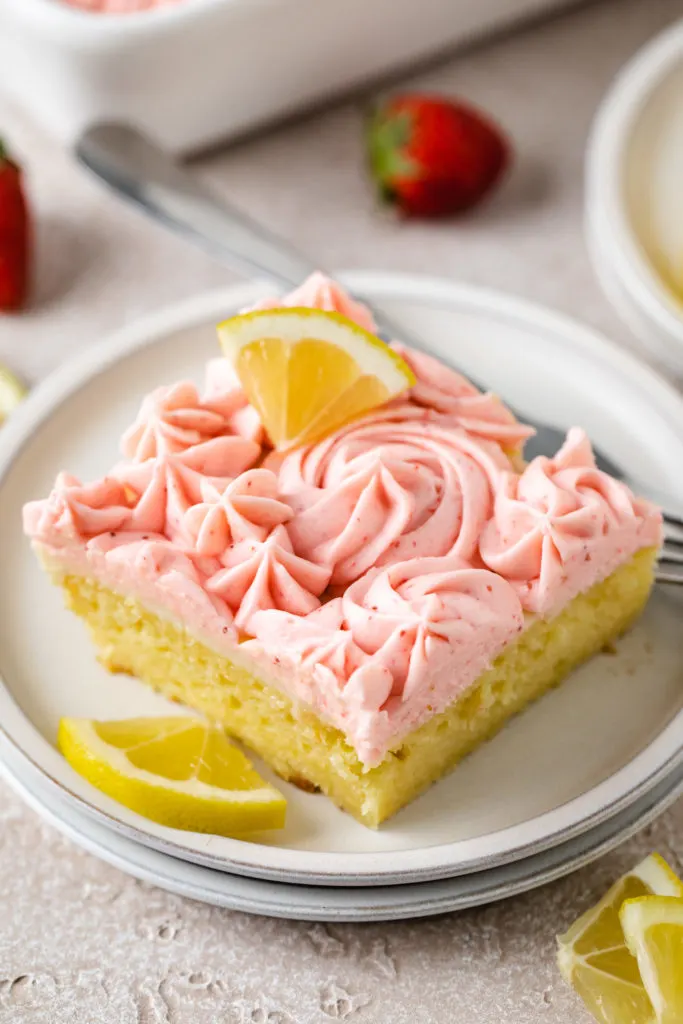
[
  {"xmin": 217, "ymin": 308, "xmax": 415, "ymax": 449},
  {"xmin": 621, "ymin": 896, "xmax": 683, "ymax": 1023},
  {"xmin": 58, "ymin": 717, "xmax": 286, "ymax": 836},
  {"xmin": 557, "ymin": 853, "xmax": 683, "ymax": 1024},
  {"xmin": 0, "ymin": 363, "xmax": 26, "ymax": 425}
]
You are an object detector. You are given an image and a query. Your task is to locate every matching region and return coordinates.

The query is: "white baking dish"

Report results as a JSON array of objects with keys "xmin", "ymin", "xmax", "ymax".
[
  {"xmin": 0, "ymin": 0, "xmax": 581, "ymax": 154},
  {"xmin": 586, "ymin": 18, "xmax": 683, "ymax": 376}
]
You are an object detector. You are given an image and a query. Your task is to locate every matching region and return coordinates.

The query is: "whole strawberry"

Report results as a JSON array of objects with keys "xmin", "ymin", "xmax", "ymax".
[
  {"xmin": 368, "ymin": 94, "xmax": 510, "ymax": 218},
  {"xmin": 0, "ymin": 139, "xmax": 30, "ymax": 311}
]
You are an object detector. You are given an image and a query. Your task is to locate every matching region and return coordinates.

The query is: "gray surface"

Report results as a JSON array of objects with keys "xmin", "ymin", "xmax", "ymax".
[{"xmin": 1, "ymin": 0, "xmax": 683, "ymax": 1020}]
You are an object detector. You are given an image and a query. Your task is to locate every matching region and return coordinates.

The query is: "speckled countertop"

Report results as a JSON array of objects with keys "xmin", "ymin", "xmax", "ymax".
[{"xmin": 1, "ymin": 1, "xmax": 683, "ymax": 1021}]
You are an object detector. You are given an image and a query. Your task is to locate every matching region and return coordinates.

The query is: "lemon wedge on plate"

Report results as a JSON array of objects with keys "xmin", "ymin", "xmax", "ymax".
[
  {"xmin": 557, "ymin": 853, "xmax": 683, "ymax": 1024},
  {"xmin": 621, "ymin": 896, "xmax": 683, "ymax": 1023},
  {"xmin": 217, "ymin": 308, "xmax": 415, "ymax": 449},
  {"xmin": 58, "ymin": 717, "xmax": 287, "ymax": 836},
  {"xmin": 0, "ymin": 363, "xmax": 26, "ymax": 425}
]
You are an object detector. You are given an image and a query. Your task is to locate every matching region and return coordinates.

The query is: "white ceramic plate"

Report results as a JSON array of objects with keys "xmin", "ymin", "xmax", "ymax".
[
  {"xmin": 3, "ymin": 723, "xmax": 683, "ymax": 922},
  {"xmin": 2, "ymin": 272, "xmax": 683, "ymax": 888}
]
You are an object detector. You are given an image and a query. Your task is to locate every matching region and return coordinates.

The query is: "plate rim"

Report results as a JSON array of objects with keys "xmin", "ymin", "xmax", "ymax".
[
  {"xmin": 2, "ymin": 269, "xmax": 683, "ymax": 887},
  {"xmin": 3, "ymin": 728, "xmax": 683, "ymax": 922}
]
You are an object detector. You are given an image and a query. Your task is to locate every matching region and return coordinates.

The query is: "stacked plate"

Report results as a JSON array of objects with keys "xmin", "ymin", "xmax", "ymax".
[{"xmin": 1, "ymin": 273, "xmax": 683, "ymax": 922}]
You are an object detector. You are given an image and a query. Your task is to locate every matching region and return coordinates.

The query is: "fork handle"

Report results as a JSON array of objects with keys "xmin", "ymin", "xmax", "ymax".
[
  {"xmin": 77, "ymin": 123, "xmax": 317, "ymax": 289},
  {"xmin": 75, "ymin": 123, "xmax": 421, "ymax": 347}
]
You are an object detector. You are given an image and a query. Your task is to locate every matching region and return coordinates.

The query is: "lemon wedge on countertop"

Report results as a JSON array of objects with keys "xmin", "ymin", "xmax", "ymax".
[
  {"xmin": 217, "ymin": 308, "xmax": 415, "ymax": 450},
  {"xmin": 0, "ymin": 363, "xmax": 26, "ymax": 425},
  {"xmin": 557, "ymin": 853, "xmax": 683, "ymax": 1024},
  {"xmin": 58, "ymin": 716, "xmax": 287, "ymax": 836},
  {"xmin": 621, "ymin": 896, "xmax": 683, "ymax": 1023}
]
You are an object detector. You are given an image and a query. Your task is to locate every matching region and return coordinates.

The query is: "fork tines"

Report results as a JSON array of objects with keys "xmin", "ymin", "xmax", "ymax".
[
  {"xmin": 658, "ymin": 513, "xmax": 683, "ymax": 583},
  {"xmin": 663, "ymin": 509, "xmax": 683, "ymax": 532}
]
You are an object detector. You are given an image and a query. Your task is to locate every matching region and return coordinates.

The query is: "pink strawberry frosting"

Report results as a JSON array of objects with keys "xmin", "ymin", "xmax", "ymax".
[
  {"xmin": 247, "ymin": 271, "xmax": 377, "ymax": 334},
  {"xmin": 391, "ymin": 343, "xmax": 535, "ymax": 449},
  {"xmin": 247, "ymin": 556, "xmax": 524, "ymax": 763},
  {"xmin": 203, "ymin": 359, "xmax": 264, "ymax": 444},
  {"xmin": 270, "ymin": 414, "xmax": 509, "ymax": 585},
  {"xmin": 23, "ymin": 473, "xmax": 133, "ymax": 544},
  {"xmin": 479, "ymin": 428, "xmax": 661, "ymax": 617},
  {"xmin": 121, "ymin": 378, "xmax": 259, "ymax": 463},
  {"xmin": 184, "ymin": 469, "xmax": 292, "ymax": 557},
  {"xmin": 23, "ymin": 275, "xmax": 662, "ymax": 767},
  {"xmin": 206, "ymin": 525, "xmax": 330, "ymax": 629}
]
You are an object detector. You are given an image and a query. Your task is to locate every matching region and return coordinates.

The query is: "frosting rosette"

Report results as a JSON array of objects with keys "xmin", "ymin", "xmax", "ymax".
[
  {"xmin": 113, "ymin": 451, "xmax": 231, "ymax": 543},
  {"xmin": 206, "ymin": 525, "xmax": 330, "ymax": 630},
  {"xmin": 392, "ymin": 343, "xmax": 535, "ymax": 449},
  {"xmin": 273, "ymin": 415, "xmax": 510, "ymax": 585},
  {"xmin": 114, "ymin": 389, "xmax": 263, "ymax": 545},
  {"xmin": 479, "ymin": 428, "xmax": 662, "ymax": 616},
  {"xmin": 247, "ymin": 601, "xmax": 394, "ymax": 713},
  {"xmin": 246, "ymin": 271, "xmax": 376, "ymax": 334},
  {"xmin": 23, "ymin": 473, "xmax": 133, "ymax": 546},
  {"xmin": 202, "ymin": 358, "xmax": 264, "ymax": 444},
  {"xmin": 342, "ymin": 556, "xmax": 524, "ymax": 701},
  {"xmin": 184, "ymin": 469, "xmax": 292, "ymax": 557},
  {"xmin": 121, "ymin": 379, "xmax": 261, "ymax": 472},
  {"xmin": 122, "ymin": 381, "xmax": 237, "ymax": 460},
  {"xmin": 251, "ymin": 554, "xmax": 523, "ymax": 712}
]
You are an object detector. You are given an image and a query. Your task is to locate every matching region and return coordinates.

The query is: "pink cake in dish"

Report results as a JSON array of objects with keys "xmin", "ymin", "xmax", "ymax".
[
  {"xmin": 60, "ymin": 0, "xmax": 181, "ymax": 12},
  {"xmin": 24, "ymin": 274, "xmax": 662, "ymax": 826}
]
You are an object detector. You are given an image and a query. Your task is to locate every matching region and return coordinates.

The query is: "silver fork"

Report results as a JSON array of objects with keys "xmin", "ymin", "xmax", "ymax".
[
  {"xmin": 658, "ymin": 513, "xmax": 683, "ymax": 583},
  {"xmin": 74, "ymin": 123, "xmax": 683, "ymax": 585}
]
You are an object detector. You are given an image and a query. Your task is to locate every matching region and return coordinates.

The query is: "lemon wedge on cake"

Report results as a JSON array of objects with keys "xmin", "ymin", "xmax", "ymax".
[
  {"xmin": 59, "ymin": 716, "xmax": 287, "ymax": 835},
  {"xmin": 621, "ymin": 896, "xmax": 683, "ymax": 1023},
  {"xmin": 557, "ymin": 853, "xmax": 683, "ymax": 1024},
  {"xmin": 217, "ymin": 308, "xmax": 415, "ymax": 449}
]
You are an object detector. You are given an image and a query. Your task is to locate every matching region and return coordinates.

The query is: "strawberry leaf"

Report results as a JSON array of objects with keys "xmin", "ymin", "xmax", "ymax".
[{"xmin": 368, "ymin": 110, "xmax": 419, "ymax": 185}]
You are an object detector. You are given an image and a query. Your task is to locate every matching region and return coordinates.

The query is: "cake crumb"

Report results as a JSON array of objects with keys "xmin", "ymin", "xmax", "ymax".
[{"xmin": 288, "ymin": 775, "xmax": 321, "ymax": 794}]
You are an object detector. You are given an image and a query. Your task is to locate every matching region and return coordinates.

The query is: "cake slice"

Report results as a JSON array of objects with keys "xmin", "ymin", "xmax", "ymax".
[{"xmin": 24, "ymin": 275, "xmax": 662, "ymax": 828}]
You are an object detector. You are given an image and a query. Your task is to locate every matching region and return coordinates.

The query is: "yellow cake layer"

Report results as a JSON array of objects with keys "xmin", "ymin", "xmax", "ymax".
[{"xmin": 56, "ymin": 547, "xmax": 657, "ymax": 828}]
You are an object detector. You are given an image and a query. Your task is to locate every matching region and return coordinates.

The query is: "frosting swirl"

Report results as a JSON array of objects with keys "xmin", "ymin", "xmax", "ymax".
[
  {"xmin": 274, "ymin": 415, "xmax": 509, "ymax": 585},
  {"xmin": 479, "ymin": 427, "xmax": 662, "ymax": 615},
  {"xmin": 206, "ymin": 525, "xmax": 331, "ymax": 630},
  {"xmin": 342, "ymin": 556, "xmax": 524, "ymax": 700},
  {"xmin": 184, "ymin": 469, "xmax": 292, "ymax": 556},
  {"xmin": 122, "ymin": 381, "xmax": 236, "ymax": 461},
  {"xmin": 391, "ymin": 343, "xmax": 534, "ymax": 449},
  {"xmin": 248, "ymin": 601, "xmax": 394, "ymax": 712},
  {"xmin": 23, "ymin": 473, "xmax": 132, "ymax": 545},
  {"xmin": 203, "ymin": 358, "xmax": 264, "ymax": 444},
  {"xmin": 246, "ymin": 271, "xmax": 377, "ymax": 333},
  {"xmin": 121, "ymin": 379, "xmax": 261, "ymax": 473},
  {"xmin": 114, "ymin": 451, "xmax": 230, "ymax": 543}
]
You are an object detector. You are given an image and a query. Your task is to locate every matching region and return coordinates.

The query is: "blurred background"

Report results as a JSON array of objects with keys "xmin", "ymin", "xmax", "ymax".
[{"xmin": 0, "ymin": 0, "xmax": 680, "ymax": 388}]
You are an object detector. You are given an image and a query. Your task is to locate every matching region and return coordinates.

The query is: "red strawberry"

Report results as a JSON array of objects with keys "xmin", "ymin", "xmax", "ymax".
[
  {"xmin": 0, "ymin": 139, "xmax": 31, "ymax": 311},
  {"xmin": 368, "ymin": 94, "xmax": 510, "ymax": 219}
]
